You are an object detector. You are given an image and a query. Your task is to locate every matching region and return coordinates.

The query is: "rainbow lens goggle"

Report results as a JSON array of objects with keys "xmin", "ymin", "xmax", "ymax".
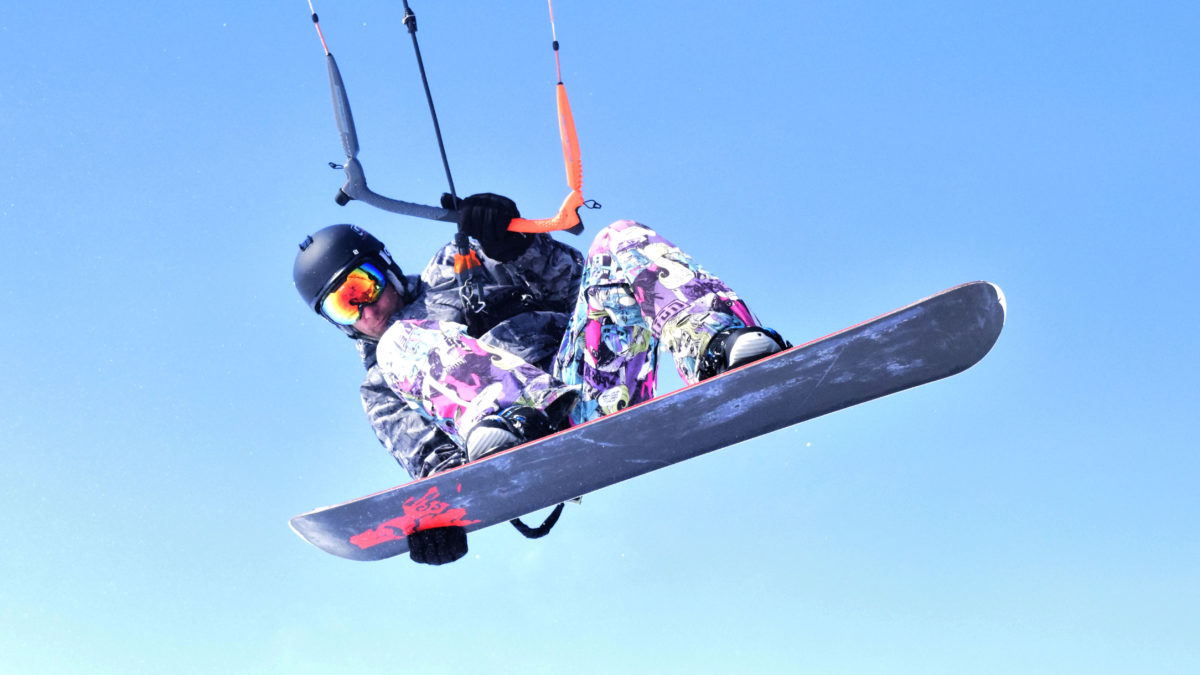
[{"xmin": 320, "ymin": 262, "xmax": 387, "ymax": 325}]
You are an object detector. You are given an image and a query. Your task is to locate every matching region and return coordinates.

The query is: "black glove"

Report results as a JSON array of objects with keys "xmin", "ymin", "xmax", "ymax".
[
  {"xmin": 441, "ymin": 192, "xmax": 531, "ymax": 262},
  {"xmin": 407, "ymin": 525, "xmax": 469, "ymax": 565}
]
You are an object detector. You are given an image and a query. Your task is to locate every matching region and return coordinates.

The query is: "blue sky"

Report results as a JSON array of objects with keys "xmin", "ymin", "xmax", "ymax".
[{"xmin": 1, "ymin": 1, "xmax": 1197, "ymax": 673}]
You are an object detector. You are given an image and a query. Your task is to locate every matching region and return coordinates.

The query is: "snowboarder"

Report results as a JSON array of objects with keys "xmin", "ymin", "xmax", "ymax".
[{"xmin": 293, "ymin": 193, "xmax": 788, "ymax": 564}]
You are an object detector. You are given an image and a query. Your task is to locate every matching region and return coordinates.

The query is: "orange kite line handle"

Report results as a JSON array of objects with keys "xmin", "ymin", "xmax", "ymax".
[
  {"xmin": 508, "ymin": 189, "xmax": 584, "ymax": 233},
  {"xmin": 557, "ymin": 83, "xmax": 582, "ymax": 193},
  {"xmin": 506, "ymin": 35, "xmax": 588, "ymax": 235}
]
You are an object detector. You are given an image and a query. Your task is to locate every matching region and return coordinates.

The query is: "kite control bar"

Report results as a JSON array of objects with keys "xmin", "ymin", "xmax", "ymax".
[{"xmin": 311, "ymin": 3, "xmax": 588, "ymax": 235}]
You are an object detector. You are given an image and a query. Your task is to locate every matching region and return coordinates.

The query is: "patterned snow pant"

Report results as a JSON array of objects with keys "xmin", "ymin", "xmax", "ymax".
[{"xmin": 376, "ymin": 221, "xmax": 759, "ymax": 448}]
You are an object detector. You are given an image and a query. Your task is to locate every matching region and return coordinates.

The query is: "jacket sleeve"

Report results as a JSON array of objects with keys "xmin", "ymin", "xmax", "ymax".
[{"xmin": 359, "ymin": 362, "xmax": 465, "ymax": 479}]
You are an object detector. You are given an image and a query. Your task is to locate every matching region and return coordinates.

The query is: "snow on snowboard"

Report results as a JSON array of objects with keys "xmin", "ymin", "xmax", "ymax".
[{"xmin": 291, "ymin": 281, "xmax": 1006, "ymax": 561}]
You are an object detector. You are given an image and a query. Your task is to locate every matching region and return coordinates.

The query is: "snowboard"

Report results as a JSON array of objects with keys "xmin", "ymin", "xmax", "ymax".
[{"xmin": 291, "ymin": 281, "xmax": 1006, "ymax": 561}]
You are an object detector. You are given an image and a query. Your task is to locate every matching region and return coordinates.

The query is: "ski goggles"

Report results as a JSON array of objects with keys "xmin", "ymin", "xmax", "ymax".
[{"xmin": 320, "ymin": 262, "xmax": 387, "ymax": 325}]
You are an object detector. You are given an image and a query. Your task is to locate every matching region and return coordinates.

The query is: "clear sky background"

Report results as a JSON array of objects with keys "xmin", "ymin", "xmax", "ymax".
[{"xmin": 2, "ymin": 1, "xmax": 1196, "ymax": 673}]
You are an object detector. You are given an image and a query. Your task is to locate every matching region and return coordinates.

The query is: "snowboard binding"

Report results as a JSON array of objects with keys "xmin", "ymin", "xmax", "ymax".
[
  {"xmin": 465, "ymin": 399, "xmax": 574, "ymax": 462},
  {"xmin": 697, "ymin": 326, "xmax": 791, "ymax": 381}
]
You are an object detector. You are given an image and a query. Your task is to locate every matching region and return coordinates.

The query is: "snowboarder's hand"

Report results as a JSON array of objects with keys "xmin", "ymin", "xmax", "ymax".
[
  {"xmin": 441, "ymin": 192, "xmax": 531, "ymax": 262},
  {"xmin": 407, "ymin": 525, "xmax": 469, "ymax": 565}
]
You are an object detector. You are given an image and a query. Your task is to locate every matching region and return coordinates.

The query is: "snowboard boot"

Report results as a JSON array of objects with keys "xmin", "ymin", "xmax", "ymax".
[
  {"xmin": 697, "ymin": 326, "xmax": 791, "ymax": 381},
  {"xmin": 465, "ymin": 400, "xmax": 574, "ymax": 462}
]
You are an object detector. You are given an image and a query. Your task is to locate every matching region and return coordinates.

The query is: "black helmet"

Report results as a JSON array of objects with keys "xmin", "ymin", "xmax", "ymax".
[{"xmin": 293, "ymin": 224, "xmax": 407, "ymax": 334}]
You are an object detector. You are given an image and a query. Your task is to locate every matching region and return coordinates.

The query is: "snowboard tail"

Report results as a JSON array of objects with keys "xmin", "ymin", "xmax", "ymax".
[{"xmin": 291, "ymin": 281, "xmax": 1006, "ymax": 561}]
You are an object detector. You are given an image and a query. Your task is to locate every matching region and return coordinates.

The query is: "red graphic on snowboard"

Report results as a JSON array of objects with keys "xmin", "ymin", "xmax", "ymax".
[{"xmin": 349, "ymin": 485, "xmax": 480, "ymax": 550}]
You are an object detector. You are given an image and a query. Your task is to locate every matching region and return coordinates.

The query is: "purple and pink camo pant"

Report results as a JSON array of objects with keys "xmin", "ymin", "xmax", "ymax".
[{"xmin": 376, "ymin": 220, "xmax": 759, "ymax": 447}]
